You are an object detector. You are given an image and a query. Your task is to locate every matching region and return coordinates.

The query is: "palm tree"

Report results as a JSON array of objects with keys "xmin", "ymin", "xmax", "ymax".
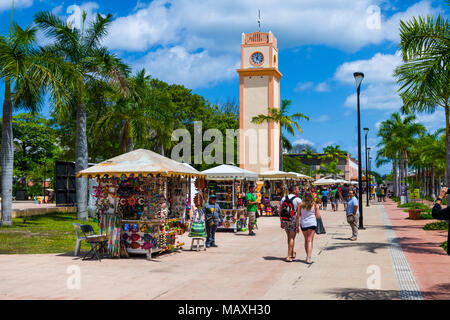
[
  {"xmin": 251, "ymin": 99, "xmax": 308, "ymax": 171},
  {"xmin": 94, "ymin": 69, "xmax": 153, "ymax": 153},
  {"xmin": 0, "ymin": 4, "xmax": 67, "ymax": 225},
  {"xmin": 377, "ymin": 112, "xmax": 425, "ymax": 196},
  {"xmin": 35, "ymin": 11, "xmax": 130, "ymax": 220},
  {"xmin": 319, "ymin": 145, "xmax": 347, "ymax": 178},
  {"xmin": 394, "ymin": 11, "xmax": 449, "ymax": 198}
]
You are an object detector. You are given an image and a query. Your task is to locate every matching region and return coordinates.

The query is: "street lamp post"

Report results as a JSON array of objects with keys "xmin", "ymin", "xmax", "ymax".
[
  {"xmin": 367, "ymin": 147, "xmax": 371, "ymax": 200},
  {"xmin": 354, "ymin": 72, "xmax": 365, "ymax": 230},
  {"xmin": 364, "ymin": 128, "xmax": 369, "ymax": 207}
]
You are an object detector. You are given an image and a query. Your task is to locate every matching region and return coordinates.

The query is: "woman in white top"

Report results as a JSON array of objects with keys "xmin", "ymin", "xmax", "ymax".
[{"xmin": 300, "ymin": 190, "xmax": 321, "ymax": 264}]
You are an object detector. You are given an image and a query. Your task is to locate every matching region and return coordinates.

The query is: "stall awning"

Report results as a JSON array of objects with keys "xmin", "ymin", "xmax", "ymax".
[
  {"xmin": 313, "ymin": 178, "xmax": 337, "ymax": 186},
  {"xmin": 201, "ymin": 164, "xmax": 258, "ymax": 180},
  {"xmin": 76, "ymin": 149, "xmax": 205, "ymax": 178},
  {"xmin": 286, "ymin": 172, "xmax": 314, "ymax": 180},
  {"xmin": 258, "ymin": 170, "xmax": 298, "ymax": 180}
]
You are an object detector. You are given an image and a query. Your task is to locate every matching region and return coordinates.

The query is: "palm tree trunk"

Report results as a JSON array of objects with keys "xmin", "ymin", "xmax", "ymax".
[
  {"xmin": 431, "ymin": 166, "xmax": 435, "ymax": 199},
  {"xmin": 399, "ymin": 153, "xmax": 404, "ymax": 196},
  {"xmin": 404, "ymin": 152, "xmax": 409, "ymax": 201},
  {"xmin": 1, "ymin": 80, "xmax": 13, "ymax": 226},
  {"xmin": 126, "ymin": 137, "xmax": 134, "ymax": 153},
  {"xmin": 393, "ymin": 156, "xmax": 398, "ymax": 197},
  {"xmin": 75, "ymin": 101, "xmax": 88, "ymax": 221},
  {"xmin": 446, "ymin": 105, "xmax": 450, "ymax": 203},
  {"xmin": 279, "ymin": 132, "xmax": 283, "ymax": 171}
]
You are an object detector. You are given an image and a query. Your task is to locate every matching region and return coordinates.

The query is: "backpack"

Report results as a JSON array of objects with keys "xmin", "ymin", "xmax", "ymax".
[{"xmin": 280, "ymin": 196, "xmax": 297, "ymax": 222}]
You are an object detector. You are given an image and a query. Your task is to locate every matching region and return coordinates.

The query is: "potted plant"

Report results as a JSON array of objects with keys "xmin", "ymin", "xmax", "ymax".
[{"xmin": 405, "ymin": 177, "xmax": 422, "ymax": 220}]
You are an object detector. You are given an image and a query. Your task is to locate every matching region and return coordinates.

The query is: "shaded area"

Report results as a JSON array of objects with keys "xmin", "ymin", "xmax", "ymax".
[
  {"xmin": 322, "ymin": 242, "xmax": 390, "ymax": 254},
  {"xmin": 324, "ymin": 288, "xmax": 402, "ymax": 300}
]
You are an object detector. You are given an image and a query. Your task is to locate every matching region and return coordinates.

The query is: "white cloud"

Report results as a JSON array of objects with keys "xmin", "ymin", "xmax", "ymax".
[
  {"xmin": 315, "ymin": 82, "xmax": 330, "ymax": 92},
  {"xmin": 0, "ymin": 0, "xmax": 32, "ymax": 12},
  {"xmin": 293, "ymin": 138, "xmax": 315, "ymax": 146},
  {"xmin": 335, "ymin": 51, "xmax": 404, "ymax": 111},
  {"xmin": 294, "ymin": 81, "xmax": 314, "ymax": 92},
  {"xmin": 415, "ymin": 109, "xmax": 446, "ymax": 133},
  {"xmin": 134, "ymin": 46, "xmax": 239, "ymax": 89}
]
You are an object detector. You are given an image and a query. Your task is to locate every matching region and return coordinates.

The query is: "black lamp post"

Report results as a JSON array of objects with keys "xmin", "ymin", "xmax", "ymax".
[
  {"xmin": 354, "ymin": 72, "xmax": 365, "ymax": 230},
  {"xmin": 364, "ymin": 128, "xmax": 369, "ymax": 207}
]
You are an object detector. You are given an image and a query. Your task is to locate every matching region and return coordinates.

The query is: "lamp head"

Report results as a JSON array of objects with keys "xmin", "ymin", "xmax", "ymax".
[
  {"xmin": 353, "ymin": 72, "xmax": 364, "ymax": 88},
  {"xmin": 364, "ymin": 127, "xmax": 369, "ymax": 135}
]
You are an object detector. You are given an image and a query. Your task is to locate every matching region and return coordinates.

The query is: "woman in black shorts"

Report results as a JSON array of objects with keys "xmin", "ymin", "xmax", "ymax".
[{"xmin": 300, "ymin": 191, "xmax": 321, "ymax": 264}]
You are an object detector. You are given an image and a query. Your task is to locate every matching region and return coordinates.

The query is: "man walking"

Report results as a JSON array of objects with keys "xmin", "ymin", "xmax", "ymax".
[
  {"xmin": 346, "ymin": 190, "xmax": 359, "ymax": 241},
  {"xmin": 203, "ymin": 195, "xmax": 223, "ymax": 248},
  {"xmin": 246, "ymin": 184, "xmax": 258, "ymax": 236}
]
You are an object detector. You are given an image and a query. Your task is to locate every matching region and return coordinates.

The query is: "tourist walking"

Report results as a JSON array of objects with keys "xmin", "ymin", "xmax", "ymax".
[
  {"xmin": 203, "ymin": 195, "xmax": 223, "ymax": 248},
  {"xmin": 321, "ymin": 187, "xmax": 329, "ymax": 210},
  {"xmin": 280, "ymin": 185, "xmax": 302, "ymax": 262},
  {"xmin": 376, "ymin": 185, "xmax": 382, "ymax": 202},
  {"xmin": 341, "ymin": 183, "xmax": 350, "ymax": 210},
  {"xmin": 300, "ymin": 190, "xmax": 321, "ymax": 264},
  {"xmin": 380, "ymin": 185, "xmax": 386, "ymax": 202},
  {"xmin": 246, "ymin": 184, "xmax": 258, "ymax": 236},
  {"xmin": 331, "ymin": 186, "xmax": 340, "ymax": 211},
  {"xmin": 346, "ymin": 190, "xmax": 359, "ymax": 241}
]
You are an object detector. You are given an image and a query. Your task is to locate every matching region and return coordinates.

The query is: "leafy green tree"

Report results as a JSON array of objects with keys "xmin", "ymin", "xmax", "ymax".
[
  {"xmin": 318, "ymin": 145, "xmax": 348, "ymax": 178},
  {"xmin": 394, "ymin": 10, "xmax": 449, "ymax": 198},
  {"xmin": 251, "ymin": 99, "xmax": 309, "ymax": 171},
  {"xmin": 35, "ymin": 10, "xmax": 130, "ymax": 220}
]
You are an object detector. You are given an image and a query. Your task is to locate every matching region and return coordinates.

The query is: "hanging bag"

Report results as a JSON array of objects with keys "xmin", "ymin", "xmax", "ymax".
[{"xmin": 315, "ymin": 218, "xmax": 326, "ymax": 234}]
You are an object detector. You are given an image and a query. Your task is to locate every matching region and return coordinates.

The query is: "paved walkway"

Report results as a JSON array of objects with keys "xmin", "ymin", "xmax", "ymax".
[
  {"xmin": 0, "ymin": 201, "xmax": 448, "ymax": 299},
  {"xmin": 383, "ymin": 199, "xmax": 450, "ymax": 299}
]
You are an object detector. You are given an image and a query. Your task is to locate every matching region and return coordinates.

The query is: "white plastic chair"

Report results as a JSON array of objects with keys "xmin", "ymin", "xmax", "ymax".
[{"xmin": 73, "ymin": 223, "xmax": 91, "ymax": 256}]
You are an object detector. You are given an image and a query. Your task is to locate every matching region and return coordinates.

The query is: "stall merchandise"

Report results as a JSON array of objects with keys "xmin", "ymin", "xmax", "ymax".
[
  {"xmin": 77, "ymin": 149, "xmax": 205, "ymax": 260},
  {"xmin": 201, "ymin": 165, "xmax": 258, "ymax": 232}
]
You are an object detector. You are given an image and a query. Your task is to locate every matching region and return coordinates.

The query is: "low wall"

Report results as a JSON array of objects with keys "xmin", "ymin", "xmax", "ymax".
[{"xmin": 11, "ymin": 206, "xmax": 77, "ymax": 218}]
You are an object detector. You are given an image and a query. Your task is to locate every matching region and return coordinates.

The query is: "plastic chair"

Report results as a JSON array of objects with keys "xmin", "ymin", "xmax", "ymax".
[{"xmin": 73, "ymin": 223, "xmax": 107, "ymax": 261}]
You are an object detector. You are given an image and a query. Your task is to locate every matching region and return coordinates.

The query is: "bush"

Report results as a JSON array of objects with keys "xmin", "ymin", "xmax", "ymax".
[
  {"xmin": 423, "ymin": 221, "xmax": 449, "ymax": 230},
  {"xmin": 398, "ymin": 202, "xmax": 430, "ymax": 210},
  {"xmin": 442, "ymin": 241, "xmax": 448, "ymax": 252},
  {"xmin": 392, "ymin": 196, "xmax": 400, "ymax": 203}
]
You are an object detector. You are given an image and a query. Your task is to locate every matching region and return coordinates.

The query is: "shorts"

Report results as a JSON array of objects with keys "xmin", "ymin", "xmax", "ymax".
[
  {"xmin": 247, "ymin": 211, "xmax": 256, "ymax": 224},
  {"xmin": 301, "ymin": 225, "xmax": 316, "ymax": 232},
  {"xmin": 282, "ymin": 219, "xmax": 297, "ymax": 232}
]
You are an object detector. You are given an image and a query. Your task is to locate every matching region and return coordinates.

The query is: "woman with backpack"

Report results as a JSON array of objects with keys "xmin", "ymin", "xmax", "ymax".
[
  {"xmin": 280, "ymin": 185, "xmax": 302, "ymax": 262},
  {"xmin": 300, "ymin": 190, "xmax": 321, "ymax": 264}
]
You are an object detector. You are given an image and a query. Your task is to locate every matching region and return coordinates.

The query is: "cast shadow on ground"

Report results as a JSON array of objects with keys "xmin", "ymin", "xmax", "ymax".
[
  {"xmin": 324, "ymin": 282, "xmax": 450, "ymax": 300},
  {"xmin": 322, "ymin": 242, "xmax": 390, "ymax": 254}
]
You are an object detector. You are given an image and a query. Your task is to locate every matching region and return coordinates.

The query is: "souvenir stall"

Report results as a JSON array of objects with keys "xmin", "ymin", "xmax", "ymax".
[
  {"xmin": 77, "ymin": 149, "xmax": 206, "ymax": 260},
  {"xmin": 201, "ymin": 165, "xmax": 258, "ymax": 232},
  {"xmin": 258, "ymin": 171, "xmax": 299, "ymax": 216}
]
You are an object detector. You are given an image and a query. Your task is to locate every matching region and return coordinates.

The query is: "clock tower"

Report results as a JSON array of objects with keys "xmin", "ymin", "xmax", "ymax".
[{"xmin": 237, "ymin": 31, "xmax": 282, "ymax": 173}]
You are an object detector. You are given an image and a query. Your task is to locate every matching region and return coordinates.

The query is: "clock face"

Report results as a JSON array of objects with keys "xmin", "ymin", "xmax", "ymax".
[{"xmin": 251, "ymin": 52, "xmax": 264, "ymax": 65}]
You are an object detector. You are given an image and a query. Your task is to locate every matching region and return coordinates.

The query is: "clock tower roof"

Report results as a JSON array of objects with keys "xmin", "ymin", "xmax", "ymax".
[{"xmin": 241, "ymin": 31, "xmax": 277, "ymax": 48}]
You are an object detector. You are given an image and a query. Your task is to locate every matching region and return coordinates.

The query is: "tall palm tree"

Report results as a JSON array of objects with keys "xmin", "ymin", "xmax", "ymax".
[
  {"xmin": 394, "ymin": 11, "xmax": 449, "ymax": 198},
  {"xmin": 35, "ymin": 11, "xmax": 130, "ymax": 220},
  {"xmin": 251, "ymin": 99, "xmax": 308, "ymax": 171},
  {"xmin": 0, "ymin": 5, "xmax": 67, "ymax": 225},
  {"xmin": 377, "ymin": 112, "xmax": 425, "ymax": 196}
]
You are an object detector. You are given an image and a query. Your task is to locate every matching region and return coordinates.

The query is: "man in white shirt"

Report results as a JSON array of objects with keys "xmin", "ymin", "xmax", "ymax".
[
  {"xmin": 280, "ymin": 185, "xmax": 302, "ymax": 262},
  {"xmin": 346, "ymin": 190, "xmax": 359, "ymax": 241}
]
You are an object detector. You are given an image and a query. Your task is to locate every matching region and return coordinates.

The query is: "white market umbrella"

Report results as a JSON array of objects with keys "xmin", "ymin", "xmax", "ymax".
[
  {"xmin": 201, "ymin": 164, "xmax": 258, "ymax": 180},
  {"xmin": 313, "ymin": 178, "xmax": 336, "ymax": 186},
  {"xmin": 259, "ymin": 170, "xmax": 298, "ymax": 180}
]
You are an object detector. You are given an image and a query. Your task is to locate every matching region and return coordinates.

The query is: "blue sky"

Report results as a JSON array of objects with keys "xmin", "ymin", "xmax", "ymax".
[{"xmin": 1, "ymin": 0, "xmax": 449, "ymax": 175}]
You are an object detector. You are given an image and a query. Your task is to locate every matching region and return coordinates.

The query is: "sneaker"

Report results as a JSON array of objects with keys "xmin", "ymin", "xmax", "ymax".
[
  {"xmin": 210, "ymin": 244, "xmax": 218, "ymax": 247},
  {"xmin": 205, "ymin": 244, "xmax": 211, "ymax": 248},
  {"xmin": 249, "ymin": 232, "xmax": 256, "ymax": 236},
  {"xmin": 349, "ymin": 236, "xmax": 357, "ymax": 241}
]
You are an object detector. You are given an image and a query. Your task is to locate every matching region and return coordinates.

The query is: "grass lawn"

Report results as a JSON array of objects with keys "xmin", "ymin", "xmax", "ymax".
[{"xmin": 0, "ymin": 212, "xmax": 99, "ymax": 254}]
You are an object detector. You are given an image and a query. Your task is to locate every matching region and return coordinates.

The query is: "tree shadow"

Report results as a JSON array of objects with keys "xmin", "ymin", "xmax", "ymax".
[
  {"xmin": 324, "ymin": 288, "xmax": 402, "ymax": 300},
  {"xmin": 322, "ymin": 242, "xmax": 390, "ymax": 254}
]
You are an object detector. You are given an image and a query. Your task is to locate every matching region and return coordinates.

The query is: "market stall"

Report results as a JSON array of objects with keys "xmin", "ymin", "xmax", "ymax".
[
  {"xmin": 77, "ymin": 149, "xmax": 206, "ymax": 260},
  {"xmin": 258, "ymin": 170, "xmax": 298, "ymax": 216},
  {"xmin": 201, "ymin": 164, "xmax": 258, "ymax": 232}
]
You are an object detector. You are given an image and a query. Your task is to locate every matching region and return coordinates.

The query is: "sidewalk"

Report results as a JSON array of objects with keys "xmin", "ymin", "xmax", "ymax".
[
  {"xmin": 383, "ymin": 199, "xmax": 450, "ymax": 299},
  {"xmin": 0, "ymin": 200, "xmax": 447, "ymax": 299}
]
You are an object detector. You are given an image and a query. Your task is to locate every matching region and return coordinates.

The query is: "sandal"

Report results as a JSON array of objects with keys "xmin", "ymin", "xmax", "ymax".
[
  {"xmin": 285, "ymin": 257, "xmax": 293, "ymax": 262},
  {"xmin": 291, "ymin": 251, "xmax": 296, "ymax": 259}
]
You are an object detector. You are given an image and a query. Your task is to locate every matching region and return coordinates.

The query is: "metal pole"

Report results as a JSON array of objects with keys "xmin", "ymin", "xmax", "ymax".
[
  {"xmin": 357, "ymin": 84, "xmax": 365, "ymax": 230},
  {"xmin": 365, "ymin": 132, "xmax": 369, "ymax": 207}
]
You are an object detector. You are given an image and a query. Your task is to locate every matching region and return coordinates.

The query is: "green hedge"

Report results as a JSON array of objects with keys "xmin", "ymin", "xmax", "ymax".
[
  {"xmin": 423, "ymin": 221, "xmax": 449, "ymax": 231},
  {"xmin": 442, "ymin": 241, "xmax": 448, "ymax": 252},
  {"xmin": 398, "ymin": 202, "xmax": 430, "ymax": 210}
]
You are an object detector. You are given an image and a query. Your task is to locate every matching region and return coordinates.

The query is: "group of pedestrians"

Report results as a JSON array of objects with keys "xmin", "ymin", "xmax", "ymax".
[{"xmin": 312, "ymin": 183, "xmax": 353, "ymax": 212}]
